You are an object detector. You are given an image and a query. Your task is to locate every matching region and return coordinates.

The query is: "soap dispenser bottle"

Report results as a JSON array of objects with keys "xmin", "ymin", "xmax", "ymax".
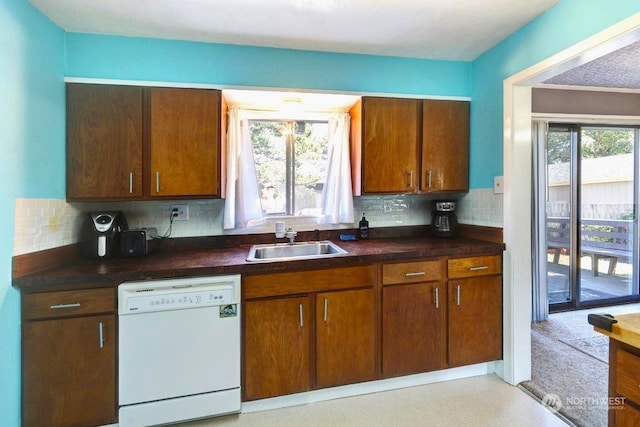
[{"xmin": 359, "ymin": 213, "xmax": 369, "ymax": 240}]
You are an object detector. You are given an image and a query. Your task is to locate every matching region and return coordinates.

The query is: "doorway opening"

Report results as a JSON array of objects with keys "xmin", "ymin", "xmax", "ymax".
[{"xmin": 536, "ymin": 123, "xmax": 640, "ymax": 312}]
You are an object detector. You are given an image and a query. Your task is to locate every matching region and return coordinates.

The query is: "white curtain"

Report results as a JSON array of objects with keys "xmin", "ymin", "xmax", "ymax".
[
  {"xmin": 319, "ymin": 112, "xmax": 354, "ymax": 224},
  {"xmin": 223, "ymin": 108, "xmax": 264, "ymax": 229}
]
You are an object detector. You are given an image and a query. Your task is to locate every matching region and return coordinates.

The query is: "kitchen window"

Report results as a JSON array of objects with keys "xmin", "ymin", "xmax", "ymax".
[
  {"xmin": 250, "ymin": 120, "xmax": 329, "ymax": 217},
  {"xmin": 223, "ymin": 101, "xmax": 354, "ymax": 230}
]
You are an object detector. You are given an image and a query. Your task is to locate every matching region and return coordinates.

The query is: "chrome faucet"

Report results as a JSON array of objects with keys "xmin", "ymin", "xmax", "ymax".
[
  {"xmin": 275, "ymin": 222, "xmax": 297, "ymax": 244},
  {"xmin": 285, "ymin": 228, "xmax": 297, "ymax": 244}
]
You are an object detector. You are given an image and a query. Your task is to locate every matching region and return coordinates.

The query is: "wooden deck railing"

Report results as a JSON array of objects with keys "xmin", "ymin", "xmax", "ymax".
[{"xmin": 547, "ymin": 217, "xmax": 633, "ymax": 276}]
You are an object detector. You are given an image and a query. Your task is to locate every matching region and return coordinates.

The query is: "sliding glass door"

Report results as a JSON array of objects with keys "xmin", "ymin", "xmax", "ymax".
[{"xmin": 544, "ymin": 124, "xmax": 639, "ymax": 311}]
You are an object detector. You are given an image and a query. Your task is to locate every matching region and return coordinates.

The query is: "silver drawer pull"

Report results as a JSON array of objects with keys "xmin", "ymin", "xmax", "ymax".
[
  {"xmin": 299, "ymin": 304, "xmax": 304, "ymax": 327},
  {"xmin": 469, "ymin": 266, "xmax": 489, "ymax": 271},
  {"xmin": 98, "ymin": 322, "xmax": 105, "ymax": 349},
  {"xmin": 50, "ymin": 303, "xmax": 81, "ymax": 310},
  {"xmin": 405, "ymin": 272, "xmax": 426, "ymax": 277}
]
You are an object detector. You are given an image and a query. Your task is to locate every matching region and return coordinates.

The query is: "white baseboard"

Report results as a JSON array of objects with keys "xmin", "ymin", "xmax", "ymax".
[{"xmin": 241, "ymin": 361, "xmax": 498, "ymax": 413}]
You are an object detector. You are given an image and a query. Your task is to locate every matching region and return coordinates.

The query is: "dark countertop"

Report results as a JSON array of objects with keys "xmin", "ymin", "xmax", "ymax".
[{"xmin": 13, "ymin": 230, "xmax": 505, "ymax": 293}]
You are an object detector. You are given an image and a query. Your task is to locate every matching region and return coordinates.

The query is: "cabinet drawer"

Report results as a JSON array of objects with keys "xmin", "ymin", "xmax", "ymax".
[
  {"xmin": 448, "ymin": 255, "xmax": 501, "ymax": 279},
  {"xmin": 23, "ymin": 288, "xmax": 115, "ymax": 320},
  {"xmin": 616, "ymin": 349, "xmax": 640, "ymax": 405},
  {"xmin": 382, "ymin": 260, "xmax": 444, "ymax": 285},
  {"xmin": 244, "ymin": 265, "xmax": 376, "ymax": 299}
]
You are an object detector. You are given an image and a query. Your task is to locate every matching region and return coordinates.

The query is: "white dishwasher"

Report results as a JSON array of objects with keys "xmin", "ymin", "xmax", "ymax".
[{"xmin": 118, "ymin": 275, "xmax": 241, "ymax": 427}]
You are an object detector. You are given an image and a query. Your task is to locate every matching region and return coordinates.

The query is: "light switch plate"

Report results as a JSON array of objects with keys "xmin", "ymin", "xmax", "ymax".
[{"xmin": 493, "ymin": 176, "xmax": 504, "ymax": 194}]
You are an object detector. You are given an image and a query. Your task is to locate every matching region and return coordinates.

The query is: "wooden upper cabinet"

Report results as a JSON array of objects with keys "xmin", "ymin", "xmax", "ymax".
[
  {"xmin": 361, "ymin": 97, "xmax": 420, "ymax": 193},
  {"xmin": 149, "ymin": 88, "xmax": 221, "ymax": 197},
  {"xmin": 66, "ymin": 84, "xmax": 143, "ymax": 200},
  {"xmin": 421, "ymin": 99, "xmax": 470, "ymax": 193}
]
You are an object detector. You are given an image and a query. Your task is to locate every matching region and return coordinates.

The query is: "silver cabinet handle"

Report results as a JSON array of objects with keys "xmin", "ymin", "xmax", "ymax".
[
  {"xmin": 428, "ymin": 170, "xmax": 432, "ymax": 188},
  {"xmin": 323, "ymin": 298, "xmax": 328, "ymax": 322},
  {"xmin": 98, "ymin": 322, "xmax": 105, "ymax": 349},
  {"xmin": 469, "ymin": 266, "xmax": 489, "ymax": 271},
  {"xmin": 455, "ymin": 284, "xmax": 461, "ymax": 306},
  {"xmin": 405, "ymin": 271, "xmax": 426, "ymax": 277},
  {"xmin": 434, "ymin": 287, "xmax": 439, "ymax": 309},
  {"xmin": 408, "ymin": 170, "xmax": 414, "ymax": 188},
  {"xmin": 50, "ymin": 303, "xmax": 81, "ymax": 310},
  {"xmin": 129, "ymin": 172, "xmax": 133, "ymax": 194},
  {"xmin": 155, "ymin": 171, "xmax": 160, "ymax": 193},
  {"xmin": 299, "ymin": 304, "xmax": 304, "ymax": 327}
]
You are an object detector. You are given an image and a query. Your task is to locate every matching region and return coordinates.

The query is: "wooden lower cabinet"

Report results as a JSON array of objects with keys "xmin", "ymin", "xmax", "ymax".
[
  {"xmin": 316, "ymin": 289, "xmax": 376, "ymax": 388},
  {"xmin": 22, "ymin": 315, "xmax": 116, "ymax": 427},
  {"xmin": 244, "ymin": 296, "xmax": 310, "ymax": 400},
  {"xmin": 447, "ymin": 275, "xmax": 503, "ymax": 367},
  {"xmin": 609, "ymin": 340, "xmax": 640, "ymax": 426},
  {"xmin": 382, "ymin": 282, "xmax": 446, "ymax": 377},
  {"xmin": 243, "ymin": 266, "xmax": 376, "ymax": 401}
]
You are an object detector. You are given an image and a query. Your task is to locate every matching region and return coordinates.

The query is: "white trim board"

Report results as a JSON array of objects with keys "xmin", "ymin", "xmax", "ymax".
[{"xmin": 242, "ymin": 362, "xmax": 499, "ymax": 414}]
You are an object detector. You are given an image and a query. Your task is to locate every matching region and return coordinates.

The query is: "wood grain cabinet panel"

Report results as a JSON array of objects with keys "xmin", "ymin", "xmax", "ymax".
[
  {"xmin": 421, "ymin": 99, "xmax": 470, "ymax": 193},
  {"xmin": 22, "ymin": 315, "xmax": 116, "ymax": 427},
  {"xmin": 244, "ymin": 268, "xmax": 376, "ymax": 399},
  {"xmin": 244, "ymin": 296, "xmax": 310, "ymax": 401},
  {"xmin": 447, "ymin": 275, "xmax": 502, "ymax": 367},
  {"xmin": 66, "ymin": 84, "xmax": 143, "ymax": 200},
  {"xmin": 149, "ymin": 87, "xmax": 221, "ymax": 197},
  {"xmin": 615, "ymin": 403, "xmax": 640, "ymax": 427},
  {"xmin": 22, "ymin": 288, "xmax": 115, "ymax": 321},
  {"xmin": 382, "ymin": 282, "xmax": 446, "ymax": 377},
  {"xmin": 67, "ymin": 84, "xmax": 222, "ymax": 200},
  {"xmin": 361, "ymin": 97, "xmax": 420, "ymax": 193},
  {"xmin": 315, "ymin": 288, "xmax": 376, "ymax": 388}
]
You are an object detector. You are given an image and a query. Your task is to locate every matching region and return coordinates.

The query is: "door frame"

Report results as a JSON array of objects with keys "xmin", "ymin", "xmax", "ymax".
[{"xmin": 501, "ymin": 15, "xmax": 640, "ymax": 385}]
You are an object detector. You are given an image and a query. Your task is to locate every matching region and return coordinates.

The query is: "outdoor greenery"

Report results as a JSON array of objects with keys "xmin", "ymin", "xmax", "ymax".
[
  {"xmin": 547, "ymin": 127, "xmax": 634, "ymax": 164},
  {"xmin": 249, "ymin": 120, "xmax": 328, "ymax": 215}
]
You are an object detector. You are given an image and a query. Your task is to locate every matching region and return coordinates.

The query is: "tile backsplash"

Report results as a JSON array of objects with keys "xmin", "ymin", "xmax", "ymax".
[{"xmin": 13, "ymin": 189, "xmax": 503, "ymax": 255}]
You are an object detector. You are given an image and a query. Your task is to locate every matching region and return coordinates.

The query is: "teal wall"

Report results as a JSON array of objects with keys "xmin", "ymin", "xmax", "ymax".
[
  {"xmin": 470, "ymin": 0, "xmax": 640, "ymax": 188},
  {"xmin": 66, "ymin": 34, "xmax": 471, "ymax": 98},
  {"xmin": 3, "ymin": 0, "xmax": 640, "ymax": 425},
  {"xmin": 0, "ymin": 0, "xmax": 65, "ymax": 425}
]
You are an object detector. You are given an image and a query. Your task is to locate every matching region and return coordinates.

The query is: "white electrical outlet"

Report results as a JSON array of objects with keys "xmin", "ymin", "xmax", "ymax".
[
  {"xmin": 493, "ymin": 176, "xmax": 504, "ymax": 194},
  {"xmin": 170, "ymin": 204, "xmax": 189, "ymax": 221}
]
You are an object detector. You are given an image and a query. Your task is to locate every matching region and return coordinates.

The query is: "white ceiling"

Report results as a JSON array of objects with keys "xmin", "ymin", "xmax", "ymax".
[{"xmin": 29, "ymin": 0, "xmax": 560, "ymax": 61}]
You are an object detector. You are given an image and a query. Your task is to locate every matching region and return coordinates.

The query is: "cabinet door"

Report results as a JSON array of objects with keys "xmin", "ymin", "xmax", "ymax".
[
  {"xmin": 22, "ymin": 315, "xmax": 116, "ymax": 427},
  {"xmin": 615, "ymin": 402, "xmax": 640, "ymax": 427},
  {"xmin": 149, "ymin": 88, "xmax": 221, "ymax": 197},
  {"xmin": 421, "ymin": 100, "xmax": 469, "ymax": 193},
  {"xmin": 316, "ymin": 288, "xmax": 376, "ymax": 388},
  {"xmin": 448, "ymin": 276, "xmax": 502, "ymax": 367},
  {"xmin": 244, "ymin": 297, "xmax": 310, "ymax": 400},
  {"xmin": 362, "ymin": 97, "xmax": 419, "ymax": 193},
  {"xmin": 382, "ymin": 282, "xmax": 446, "ymax": 377},
  {"xmin": 67, "ymin": 84, "xmax": 143, "ymax": 200}
]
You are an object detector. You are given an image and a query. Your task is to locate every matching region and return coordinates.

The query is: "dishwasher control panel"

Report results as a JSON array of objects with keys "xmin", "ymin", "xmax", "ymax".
[
  {"xmin": 123, "ymin": 287, "xmax": 234, "ymax": 313},
  {"xmin": 118, "ymin": 275, "xmax": 240, "ymax": 314}
]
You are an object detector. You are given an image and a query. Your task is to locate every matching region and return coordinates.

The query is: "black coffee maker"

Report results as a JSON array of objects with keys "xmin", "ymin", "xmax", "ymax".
[
  {"xmin": 82, "ymin": 211, "xmax": 128, "ymax": 259},
  {"xmin": 431, "ymin": 201, "xmax": 458, "ymax": 237}
]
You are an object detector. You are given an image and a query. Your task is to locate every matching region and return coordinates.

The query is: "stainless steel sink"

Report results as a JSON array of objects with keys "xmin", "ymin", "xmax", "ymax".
[{"xmin": 246, "ymin": 240, "xmax": 348, "ymax": 262}]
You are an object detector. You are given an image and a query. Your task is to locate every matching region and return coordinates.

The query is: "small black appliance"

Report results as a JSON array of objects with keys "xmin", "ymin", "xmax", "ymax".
[
  {"xmin": 121, "ymin": 228, "xmax": 159, "ymax": 257},
  {"xmin": 431, "ymin": 201, "xmax": 458, "ymax": 237},
  {"xmin": 83, "ymin": 211, "xmax": 128, "ymax": 259}
]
